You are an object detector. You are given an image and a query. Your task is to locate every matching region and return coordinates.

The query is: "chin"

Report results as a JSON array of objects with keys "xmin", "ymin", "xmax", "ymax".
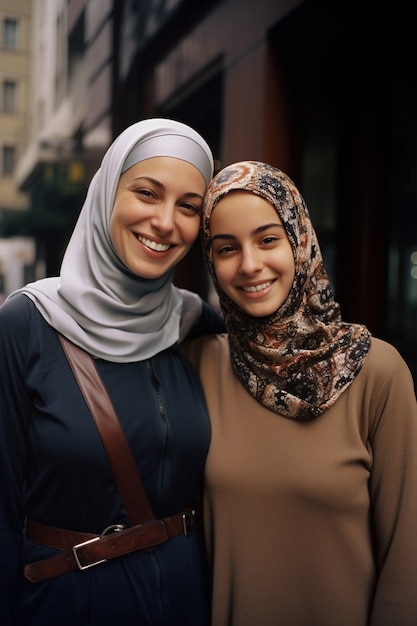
[{"xmin": 240, "ymin": 300, "xmax": 283, "ymax": 317}]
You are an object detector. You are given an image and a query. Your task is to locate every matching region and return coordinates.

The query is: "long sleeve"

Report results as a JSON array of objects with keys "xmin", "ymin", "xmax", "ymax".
[
  {"xmin": 366, "ymin": 340, "xmax": 417, "ymax": 625},
  {"xmin": 0, "ymin": 295, "xmax": 32, "ymax": 623}
]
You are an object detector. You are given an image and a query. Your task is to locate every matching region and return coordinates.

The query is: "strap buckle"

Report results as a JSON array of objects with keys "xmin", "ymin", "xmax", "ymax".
[
  {"xmin": 72, "ymin": 537, "xmax": 106, "ymax": 571},
  {"xmin": 182, "ymin": 509, "xmax": 195, "ymax": 536},
  {"xmin": 72, "ymin": 523, "xmax": 124, "ymax": 571},
  {"xmin": 72, "ymin": 523, "xmax": 125, "ymax": 571}
]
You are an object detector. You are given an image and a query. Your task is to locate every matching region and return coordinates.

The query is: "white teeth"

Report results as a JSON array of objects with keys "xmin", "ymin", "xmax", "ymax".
[
  {"xmin": 242, "ymin": 281, "xmax": 271, "ymax": 293},
  {"xmin": 138, "ymin": 236, "xmax": 170, "ymax": 252}
]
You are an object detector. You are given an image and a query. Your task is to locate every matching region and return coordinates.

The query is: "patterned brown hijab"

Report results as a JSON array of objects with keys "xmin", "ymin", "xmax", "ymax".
[{"xmin": 202, "ymin": 161, "xmax": 371, "ymax": 420}]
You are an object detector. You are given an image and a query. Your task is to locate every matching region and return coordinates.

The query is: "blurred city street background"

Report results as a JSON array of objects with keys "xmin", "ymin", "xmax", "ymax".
[{"xmin": 0, "ymin": 0, "xmax": 416, "ymax": 383}]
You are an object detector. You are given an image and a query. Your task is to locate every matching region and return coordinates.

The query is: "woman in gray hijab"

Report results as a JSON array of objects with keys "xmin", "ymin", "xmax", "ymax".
[{"xmin": 0, "ymin": 118, "xmax": 221, "ymax": 626}]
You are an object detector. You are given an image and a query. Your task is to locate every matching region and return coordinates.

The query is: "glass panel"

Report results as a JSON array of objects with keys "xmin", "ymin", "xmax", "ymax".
[
  {"xmin": 3, "ymin": 19, "xmax": 18, "ymax": 49},
  {"xmin": 2, "ymin": 146, "xmax": 15, "ymax": 176},
  {"xmin": 3, "ymin": 81, "xmax": 16, "ymax": 112}
]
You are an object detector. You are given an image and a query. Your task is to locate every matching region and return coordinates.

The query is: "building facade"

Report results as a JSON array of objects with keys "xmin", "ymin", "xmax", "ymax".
[
  {"xmin": 116, "ymin": 0, "xmax": 417, "ymax": 380},
  {"xmin": 11, "ymin": 0, "xmax": 417, "ymax": 380},
  {"xmin": 0, "ymin": 0, "xmax": 32, "ymax": 297},
  {"xmin": 14, "ymin": 0, "xmax": 116, "ymax": 277}
]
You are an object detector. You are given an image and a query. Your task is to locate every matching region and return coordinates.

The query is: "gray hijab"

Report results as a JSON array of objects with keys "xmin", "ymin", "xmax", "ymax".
[{"xmin": 7, "ymin": 118, "xmax": 213, "ymax": 362}]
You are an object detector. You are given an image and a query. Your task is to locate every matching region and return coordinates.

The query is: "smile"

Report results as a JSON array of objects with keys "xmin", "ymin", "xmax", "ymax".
[
  {"xmin": 241, "ymin": 281, "xmax": 272, "ymax": 293},
  {"xmin": 138, "ymin": 235, "xmax": 171, "ymax": 252}
]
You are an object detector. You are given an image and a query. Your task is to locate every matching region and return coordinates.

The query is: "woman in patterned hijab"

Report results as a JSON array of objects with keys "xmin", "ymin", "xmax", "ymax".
[
  {"xmin": 188, "ymin": 160, "xmax": 417, "ymax": 626},
  {"xmin": 202, "ymin": 160, "xmax": 370, "ymax": 420}
]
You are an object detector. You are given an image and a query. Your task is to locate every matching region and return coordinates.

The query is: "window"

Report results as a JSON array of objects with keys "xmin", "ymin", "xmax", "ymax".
[
  {"xmin": 3, "ymin": 18, "xmax": 18, "ymax": 49},
  {"xmin": 3, "ymin": 81, "xmax": 16, "ymax": 112},
  {"xmin": 2, "ymin": 146, "xmax": 15, "ymax": 176}
]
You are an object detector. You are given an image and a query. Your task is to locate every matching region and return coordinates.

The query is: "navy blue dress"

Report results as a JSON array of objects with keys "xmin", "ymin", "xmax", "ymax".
[{"xmin": 0, "ymin": 294, "xmax": 216, "ymax": 626}]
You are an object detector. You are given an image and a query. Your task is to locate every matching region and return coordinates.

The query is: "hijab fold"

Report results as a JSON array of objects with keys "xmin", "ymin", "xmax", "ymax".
[
  {"xmin": 202, "ymin": 161, "xmax": 371, "ymax": 420},
  {"xmin": 7, "ymin": 118, "xmax": 214, "ymax": 362}
]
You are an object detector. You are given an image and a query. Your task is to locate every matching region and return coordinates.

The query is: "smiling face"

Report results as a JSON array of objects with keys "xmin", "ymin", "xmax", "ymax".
[
  {"xmin": 110, "ymin": 156, "xmax": 206, "ymax": 279},
  {"xmin": 210, "ymin": 190, "xmax": 295, "ymax": 317}
]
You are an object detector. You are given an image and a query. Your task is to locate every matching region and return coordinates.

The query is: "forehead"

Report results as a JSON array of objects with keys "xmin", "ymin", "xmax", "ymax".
[
  {"xmin": 121, "ymin": 156, "xmax": 206, "ymax": 189},
  {"xmin": 210, "ymin": 190, "xmax": 281, "ymax": 228}
]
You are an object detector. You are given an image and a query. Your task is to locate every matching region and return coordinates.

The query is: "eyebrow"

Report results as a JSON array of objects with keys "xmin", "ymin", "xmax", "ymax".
[
  {"xmin": 210, "ymin": 222, "xmax": 285, "ymax": 243},
  {"xmin": 131, "ymin": 176, "xmax": 204, "ymax": 201}
]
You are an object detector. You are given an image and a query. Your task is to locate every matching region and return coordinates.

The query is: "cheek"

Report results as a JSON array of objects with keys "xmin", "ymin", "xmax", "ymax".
[
  {"xmin": 109, "ymin": 208, "xmax": 125, "ymax": 253},
  {"xmin": 213, "ymin": 258, "xmax": 233, "ymax": 291},
  {"xmin": 278, "ymin": 245, "xmax": 296, "ymax": 280},
  {"xmin": 178, "ymin": 215, "xmax": 200, "ymax": 244},
  {"xmin": 109, "ymin": 199, "xmax": 136, "ymax": 246},
  {"xmin": 111, "ymin": 198, "xmax": 135, "ymax": 226},
  {"xmin": 286, "ymin": 254, "xmax": 296, "ymax": 283}
]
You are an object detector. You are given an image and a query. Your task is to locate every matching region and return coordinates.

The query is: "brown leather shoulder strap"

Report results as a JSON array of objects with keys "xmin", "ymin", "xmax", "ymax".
[{"xmin": 58, "ymin": 333, "xmax": 154, "ymax": 524}]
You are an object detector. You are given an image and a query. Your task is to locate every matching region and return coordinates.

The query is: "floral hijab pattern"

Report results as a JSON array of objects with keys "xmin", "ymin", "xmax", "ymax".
[{"xmin": 202, "ymin": 161, "xmax": 371, "ymax": 420}]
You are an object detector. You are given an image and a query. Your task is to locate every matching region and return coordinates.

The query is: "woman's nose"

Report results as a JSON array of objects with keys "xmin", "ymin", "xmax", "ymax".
[
  {"xmin": 151, "ymin": 203, "xmax": 175, "ymax": 233},
  {"xmin": 239, "ymin": 246, "xmax": 262, "ymax": 275}
]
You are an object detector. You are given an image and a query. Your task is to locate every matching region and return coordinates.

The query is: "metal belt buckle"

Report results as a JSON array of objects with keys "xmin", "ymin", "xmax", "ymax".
[
  {"xmin": 72, "ymin": 536, "xmax": 106, "ymax": 571},
  {"xmin": 72, "ymin": 524, "xmax": 124, "ymax": 571},
  {"xmin": 182, "ymin": 509, "xmax": 195, "ymax": 536}
]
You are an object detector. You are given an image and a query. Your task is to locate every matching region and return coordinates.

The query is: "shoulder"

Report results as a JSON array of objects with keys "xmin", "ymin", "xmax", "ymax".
[
  {"xmin": 186, "ymin": 300, "xmax": 226, "ymax": 340},
  {"xmin": 184, "ymin": 333, "xmax": 229, "ymax": 370},
  {"xmin": 0, "ymin": 293, "xmax": 34, "ymax": 338},
  {"xmin": 0, "ymin": 293, "xmax": 55, "ymax": 355},
  {"xmin": 367, "ymin": 336, "xmax": 405, "ymax": 361},
  {"xmin": 362, "ymin": 337, "xmax": 414, "ymax": 383},
  {"xmin": 0, "ymin": 291, "xmax": 33, "ymax": 317},
  {"xmin": 353, "ymin": 336, "xmax": 416, "ymax": 423},
  {"xmin": 0, "ymin": 294, "xmax": 36, "ymax": 372}
]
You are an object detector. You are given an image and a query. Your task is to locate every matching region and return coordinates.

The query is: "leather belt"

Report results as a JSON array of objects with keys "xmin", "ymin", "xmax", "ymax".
[{"xmin": 24, "ymin": 509, "xmax": 195, "ymax": 583}]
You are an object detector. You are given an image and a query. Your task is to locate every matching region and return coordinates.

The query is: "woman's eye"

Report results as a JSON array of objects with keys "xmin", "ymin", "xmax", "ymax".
[
  {"xmin": 262, "ymin": 236, "xmax": 278, "ymax": 245},
  {"xmin": 136, "ymin": 188, "xmax": 154, "ymax": 198},
  {"xmin": 215, "ymin": 244, "xmax": 236, "ymax": 255},
  {"xmin": 180, "ymin": 202, "xmax": 201, "ymax": 214}
]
